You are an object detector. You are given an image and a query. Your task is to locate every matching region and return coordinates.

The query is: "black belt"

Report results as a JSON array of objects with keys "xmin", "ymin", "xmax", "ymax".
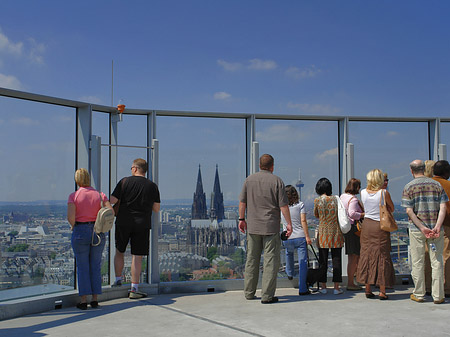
[{"xmin": 75, "ymin": 221, "xmax": 95, "ymax": 225}]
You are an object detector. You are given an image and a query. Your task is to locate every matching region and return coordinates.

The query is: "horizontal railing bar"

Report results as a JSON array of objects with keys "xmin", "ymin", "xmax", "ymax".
[
  {"xmin": 2, "ymin": 87, "xmax": 449, "ymax": 122},
  {"xmin": 101, "ymin": 144, "xmax": 153, "ymax": 149}
]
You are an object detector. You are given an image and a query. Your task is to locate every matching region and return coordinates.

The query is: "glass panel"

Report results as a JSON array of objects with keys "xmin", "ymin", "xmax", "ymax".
[
  {"xmin": 349, "ymin": 121, "xmax": 429, "ymax": 275},
  {"xmin": 157, "ymin": 116, "xmax": 246, "ymax": 282},
  {"xmin": 118, "ymin": 114, "xmax": 147, "ymax": 147},
  {"xmin": 255, "ymin": 119, "xmax": 339, "ymax": 279},
  {"xmin": 440, "ymin": 122, "xmax": 450, "ymax": 160},
  {"xmin": 93, "ymin": 111, "xmax": 112, "ymax": 286},
  {"xmin": 0, "ymin": 97, "xmax": 75, "ymax": 301},
  {"xmin": 114, "ymin": 147, "xmax": 149, "ymax": 284}
]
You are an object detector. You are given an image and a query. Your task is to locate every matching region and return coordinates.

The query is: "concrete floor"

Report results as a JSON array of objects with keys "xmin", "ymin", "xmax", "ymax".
[{"xmin": 0, "ymin": 285, "xmax": 449, "ymax": 337}]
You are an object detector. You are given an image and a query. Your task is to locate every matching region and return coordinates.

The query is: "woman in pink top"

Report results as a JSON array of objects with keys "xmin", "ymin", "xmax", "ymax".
[
  {"xmin": 67, "ymin": 168, "xmax": 112, "ymax": 310},
  {"xmin": 340, "ymin": 178, "xmax": 364, "ymax": 291}
]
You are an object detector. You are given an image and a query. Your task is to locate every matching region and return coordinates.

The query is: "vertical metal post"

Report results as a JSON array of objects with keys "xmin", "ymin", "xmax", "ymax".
[
  {"xmin": 346, "ymin": 143, "xmax": 354, "ymax": 181},
  {"xmin": 150, "ymin": 138, "xmax": 159, "ymax": 284},
  {"xmin": 148, "ymin": 111, "xmax": 159, "ymax": 284},
  {"xmin": 90, "ymin": 135, "xmax": 102, "ymax": 191},
  {"xmin": 338, "ymin": 118, "xmax": 348, "ymax": 194},
  {"xmin": 439, "ymin": 144, "xmax": 447, "ymax": 160},
  {"xmin": 76, "ymin": 104, "xmax": 92, "ymax": 170},
  {"xmin": 109, "ymin": 111, "xmax": 119, "ymax": 284},
  {"xmin": 252, "ymin": 142, "xmax": 259, "ymax": 174},
  {"xmin": 338, "ymin": 118, "xmax": 349, "ymax": 277},
  {"xmin": 246, "ymin": 115, "xmax": 256, "ymax": 176},
  {"xmin": 429, "ymin": 118, "xmax": 440, "ymax": 161}
]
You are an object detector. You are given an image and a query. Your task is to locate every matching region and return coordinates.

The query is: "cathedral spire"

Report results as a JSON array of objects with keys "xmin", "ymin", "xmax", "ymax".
[
  {"xmin": 192, "ymin": 165, "xmax": 208, "ymax": 219},
  {"xmin": 210, "ymin": 164, "xmax": 225, "ymax": 220}
]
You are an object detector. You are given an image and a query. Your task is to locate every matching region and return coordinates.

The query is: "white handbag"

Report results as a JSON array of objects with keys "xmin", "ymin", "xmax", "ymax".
[{"xmin": 335, "ymin": 196, "xmax": 351, "ymax": 234}]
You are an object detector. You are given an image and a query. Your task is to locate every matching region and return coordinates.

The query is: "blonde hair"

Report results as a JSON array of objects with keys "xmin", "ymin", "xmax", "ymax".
[
  {"xmin": 424, "ymin": 160, "xmax": 435, "ymax": 178},
  {"xmin": 75, "ymin": 168, "xmax": 91, "ymax": 187},
  {"xmin": 366, "ymin": 169, "xmax": 384, "ymax": 191}
]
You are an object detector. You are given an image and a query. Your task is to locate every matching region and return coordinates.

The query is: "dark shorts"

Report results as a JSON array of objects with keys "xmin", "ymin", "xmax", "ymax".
[
  {"xmin": 344, "ymin": 224, "xmax": 361, "ymax": 255},
  {"xmin": 115, "ymin": 224, "xmax": 150, "ymax": 256}
]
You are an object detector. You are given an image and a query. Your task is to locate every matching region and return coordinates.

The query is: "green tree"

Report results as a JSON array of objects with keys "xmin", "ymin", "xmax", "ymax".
[
  {"xmin": 231, "ymin": 248, "xmax": 245, "ymax": 266},
  {"xmin": 8, "ymin": 231, "xmax": 18, "ymax": 237},
  {"xmin": 7, "ymin": 244, "xmax": 29, "ymax": 252},
  {"xmin": 207, "ymin": 246, "xmax": 218, "ymax": 262}
]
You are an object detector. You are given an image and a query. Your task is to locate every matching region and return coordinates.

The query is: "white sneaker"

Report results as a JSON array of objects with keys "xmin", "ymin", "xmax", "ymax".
[
  {"xmin": 333, "ymin": 288, "xmax": 344, "ymax": 295},
  {"xmin": 319, "ymin": 288, "xmax": 327, "ymax": 294}
]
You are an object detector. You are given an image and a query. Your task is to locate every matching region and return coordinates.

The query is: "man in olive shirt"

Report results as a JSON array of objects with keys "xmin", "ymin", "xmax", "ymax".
[{"xmin": 239, "ymin": 154, "xmax": 292, "ymax": 304}]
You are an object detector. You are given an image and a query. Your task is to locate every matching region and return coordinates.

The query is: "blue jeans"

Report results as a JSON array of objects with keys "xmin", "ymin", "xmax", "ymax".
[
  {"xmin": 283, "ymin": 237, "xmax": 308, "ymax": 293},
  {"xmin": 71, "ymin": 224, "xmax": 105, "ymax": 296}
]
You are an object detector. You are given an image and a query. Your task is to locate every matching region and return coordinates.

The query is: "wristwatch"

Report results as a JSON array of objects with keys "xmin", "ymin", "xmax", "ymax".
[{"xmin": 239, "ymin": 218, "xmax": 245, "ymax": 221}]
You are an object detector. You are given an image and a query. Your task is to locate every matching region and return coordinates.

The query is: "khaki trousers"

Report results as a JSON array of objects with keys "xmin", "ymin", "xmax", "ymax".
[
  {"xmin": 425, "ymin": 225, "xmax": 450, "ymax": 295},
  {"xmin": 244, "ymin": 233, "xmax": 281, "ymax": 301},
  {"xmin": 410, "ymin": 230, "xmax": 444, "ymax": 301}
]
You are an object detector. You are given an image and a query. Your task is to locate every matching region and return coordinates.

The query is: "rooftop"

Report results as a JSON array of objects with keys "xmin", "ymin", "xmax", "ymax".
[{"xmin": 1, "ymin": 285, "xmax": 448, "ymax": 337}]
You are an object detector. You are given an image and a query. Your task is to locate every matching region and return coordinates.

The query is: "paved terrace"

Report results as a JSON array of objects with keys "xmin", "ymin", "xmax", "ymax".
[{"xmin": 1, "ymin": 285, "xmax": 449, "ymax": 337}]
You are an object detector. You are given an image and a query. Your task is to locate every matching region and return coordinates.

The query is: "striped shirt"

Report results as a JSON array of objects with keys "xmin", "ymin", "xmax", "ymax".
[{"xmin": 401, "ymin": 176, "xmax": 448, "ymax": 231}]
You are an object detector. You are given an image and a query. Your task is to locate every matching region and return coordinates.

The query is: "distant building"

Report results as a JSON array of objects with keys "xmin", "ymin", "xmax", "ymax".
[{"xmin": 188, "ymin": 165, "xmax": 238, "ymax": 257}]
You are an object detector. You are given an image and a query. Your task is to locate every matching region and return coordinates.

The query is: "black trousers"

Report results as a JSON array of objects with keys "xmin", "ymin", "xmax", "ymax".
[{"xmin": 318, "ymin": 247, "xmax": 343, "ymax": 283}]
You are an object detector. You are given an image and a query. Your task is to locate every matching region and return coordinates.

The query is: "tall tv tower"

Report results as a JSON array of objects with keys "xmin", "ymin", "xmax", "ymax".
[{"xmin": 295, "ymin": 169, "xmax": 304, "ymax": 201}]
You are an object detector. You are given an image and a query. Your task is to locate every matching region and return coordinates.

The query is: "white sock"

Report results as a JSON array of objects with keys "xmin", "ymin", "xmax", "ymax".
[{"xmin": 131, "ymin": 283, "xmax": 139, "ymax": 292}]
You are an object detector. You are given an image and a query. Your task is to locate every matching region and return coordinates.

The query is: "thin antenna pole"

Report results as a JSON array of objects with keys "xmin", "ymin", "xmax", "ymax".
[{"xmin": 111, "ymin": 60, "xmax": 114, "ymax": 106}]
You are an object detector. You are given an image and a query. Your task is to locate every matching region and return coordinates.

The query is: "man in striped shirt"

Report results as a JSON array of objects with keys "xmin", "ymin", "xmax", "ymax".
[{"xmin": 402, "ymin": 159, "xmax": 448, "ymax": 304}]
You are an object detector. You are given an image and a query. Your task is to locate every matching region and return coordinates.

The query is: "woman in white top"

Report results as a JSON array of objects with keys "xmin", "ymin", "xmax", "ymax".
[
  {"xmin": 281, "ymin": 185, "xmax": 311, "ymax": 295},
  {"xmin": 356, "ymin": 169, "xmax": 395, "ymax": 300}
]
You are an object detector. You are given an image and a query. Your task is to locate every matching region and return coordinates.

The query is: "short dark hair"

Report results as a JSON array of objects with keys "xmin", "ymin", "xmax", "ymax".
[
  {"xmin": 345, "ymin": 178, "xmax": 361, "ymax": 195},
  {"xmin": 434, "ymin": 160, "xmax": 450, "ymax": 177},
  {"xmin": 260, "ymin": 154, "xmax": 274, "ymax": 170},
  {"xmin": 315, "ymin": 177, "xmax": 332, "ymax": 196},
  {"xmin": 285, "ymin": 185, "xmax": 299, "ymax": 206},
  {"xmin": 133, "ymin": 158, "xmax": 148, "ymax": 174}
]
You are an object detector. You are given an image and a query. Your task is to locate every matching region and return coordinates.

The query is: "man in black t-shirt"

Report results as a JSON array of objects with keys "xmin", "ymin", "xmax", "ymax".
[{"xmin": 110, "ymin": 158, "xmax": 160, "ymax": 299}]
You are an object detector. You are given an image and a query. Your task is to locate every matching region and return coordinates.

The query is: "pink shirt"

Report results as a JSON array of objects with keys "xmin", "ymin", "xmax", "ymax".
[
  {"xmin": 68, "ymin": 187, "xmax": 108, "ymax": 222},
  {"xmin": 340, "ymin": 193, "xmax": 364, "ymax": 223}
]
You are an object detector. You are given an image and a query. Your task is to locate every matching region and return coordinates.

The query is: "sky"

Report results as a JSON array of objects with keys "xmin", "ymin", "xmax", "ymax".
[{"xmin": 1, "ymin": 1, "xmax": 450, "ymax": 205}]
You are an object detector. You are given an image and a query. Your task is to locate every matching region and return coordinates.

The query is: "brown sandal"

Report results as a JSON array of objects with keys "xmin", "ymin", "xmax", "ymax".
[
  {"xmin": 379, "ymin": 293, "xmax": 388, "ymax": 300},
  {"xmin": 365, "ymin": 292, "xmax": 375, "ymax": 298}
]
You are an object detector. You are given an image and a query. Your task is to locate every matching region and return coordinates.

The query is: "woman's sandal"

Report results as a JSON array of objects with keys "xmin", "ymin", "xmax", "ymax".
[
  {"xmin": 365, "ymin": 292, "xmax": 375, "ymax": 298},
  {"xmin": 379, "ymin": 293, "xmax": 389, "ymax": 300}
]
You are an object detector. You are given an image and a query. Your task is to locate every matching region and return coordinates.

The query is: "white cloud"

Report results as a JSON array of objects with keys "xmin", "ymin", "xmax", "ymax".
[
  {"xmin": 285, "ymin": 65, "xmax": 322, "ymax": 79},
  {"xmin": 217, "ymin": 59, "xmax": 242, "ymax": 71},
  {"xmin": 213, "ymin": 91, "xmax": 231, "ymax": 100},
  {"xmin": 11, "ymin": 117, "xmax": 39, "ymax": 126},
  {"xmin": 0, "ymin": 29, "xmax": 23, "ymax": 55},
  {"xmin": 79, "ymin": 95, "xmax": 103, "ymax": 104},
  {"xmin": 0, "ymin": 28, "xmax": 45, "ymax": 65},
  {"xmin": 315, "ymin": 147, "xmax": 338, "ymax": 161},
  {"xmin": 248, "ymin": 58, "xmax": 277, "ymax": 70},
  {"xmin": 256, "ymin": 124, "xmax": 308, "ymax": 142},
  {"xmin": 28, "ymin": 38, "xmax": 46, "ymax": 64},
  {"xmin": 287, "ymin": 102, "xmax": 340, "ymax": 115},
  {"xmin": 386, "ymin": 131, "xmax": 399, "ymax": 137},
  {"xmin": 0, "ymin": 73, "xmax": 22, "ymax": 90}
]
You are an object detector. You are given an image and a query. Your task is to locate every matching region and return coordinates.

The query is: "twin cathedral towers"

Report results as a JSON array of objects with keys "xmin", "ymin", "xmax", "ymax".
[
  {"xmin": 191, "ymin": 164, "xmax": 225, "ymax": 220},
  {"xmin": 189, "ymin": 165, "xmax": 239, "ymax": 257}
]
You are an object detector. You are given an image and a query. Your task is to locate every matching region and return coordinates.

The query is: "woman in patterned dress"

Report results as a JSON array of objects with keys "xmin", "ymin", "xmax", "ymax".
[{"xmin": 314, "ymin": 177, "xmax": 345, "ymax": 295}]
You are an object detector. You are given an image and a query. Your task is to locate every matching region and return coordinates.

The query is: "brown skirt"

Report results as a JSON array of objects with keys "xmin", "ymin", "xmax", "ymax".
[{"xmin": 356, "ymin": 217, "xmax": 395, "ymax": 287}]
